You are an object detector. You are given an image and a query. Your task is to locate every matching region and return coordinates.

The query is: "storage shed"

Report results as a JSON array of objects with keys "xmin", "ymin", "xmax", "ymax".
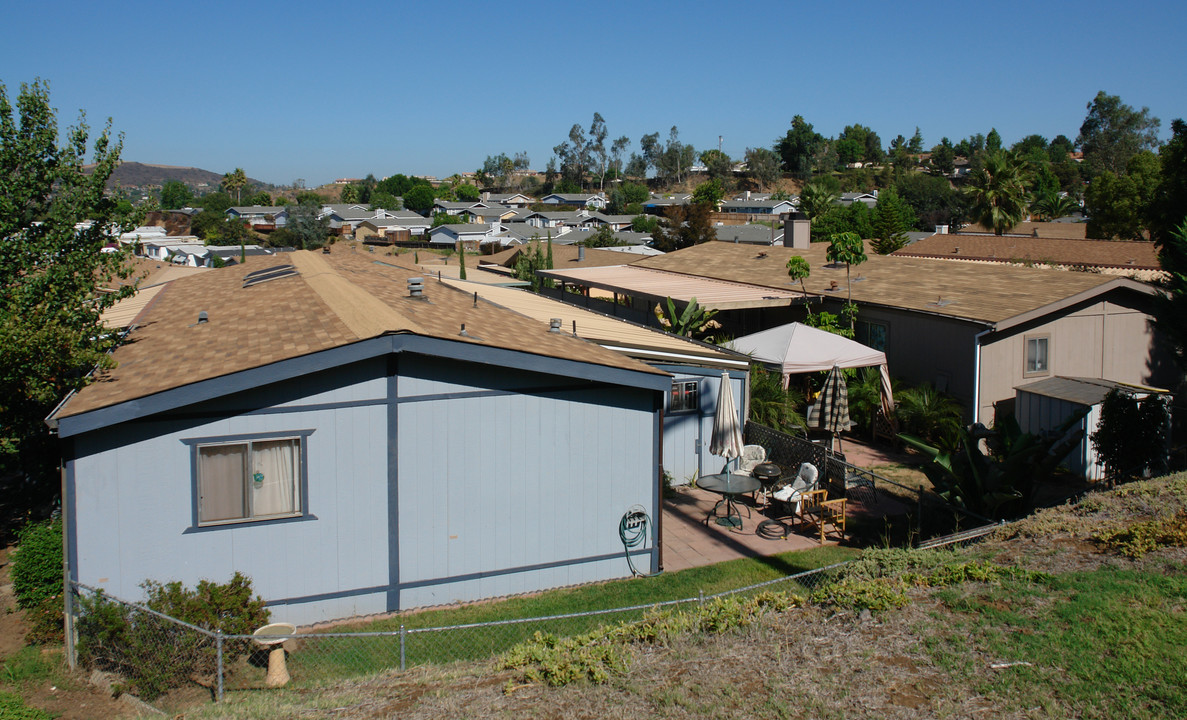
[{"xmin": 1014, "ymin": 376, "xmax": 1171, "ymax": 481}]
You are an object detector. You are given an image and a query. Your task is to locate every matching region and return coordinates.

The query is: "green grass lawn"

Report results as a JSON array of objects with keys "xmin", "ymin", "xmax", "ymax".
[
  {"xmin": 925, "ymin": 564, "xmax": 1187, "ymax": 718},
  {"xmin": 271, "ymin": 544, "xmax": 858, "ymax": 686}
]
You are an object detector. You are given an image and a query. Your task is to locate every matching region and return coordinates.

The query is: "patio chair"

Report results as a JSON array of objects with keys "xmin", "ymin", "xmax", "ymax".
[
  {"xmin": 734, "ymin": 444, "xmax": 767, "ymax": 503},
  {"xmin": 769, "ymin": 463, "xmax": 818, "ymax": 517},
  {"xmin": 797, "ymin": 489, "xmax": 846, "ymax": 544}
]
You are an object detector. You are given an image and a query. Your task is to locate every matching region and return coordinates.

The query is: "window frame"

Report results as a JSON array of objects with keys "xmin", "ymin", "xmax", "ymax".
[
  {"xmin": 183, "ymin": 429, "xmax": 314, "ymax": 530},
  {"xmin": 1023, "ymin": 334, "xmax": 1051, "ymax": 377},
  {"xmin": 855, "ymin": 320, "xmax": 889, "ymax": 352},
  {"xmin": 668, "ymin": 380, "xmax": 700, "ymax": 414}
]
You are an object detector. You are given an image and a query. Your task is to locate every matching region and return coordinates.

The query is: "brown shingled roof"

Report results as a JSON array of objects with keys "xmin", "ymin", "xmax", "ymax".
[
  {"xmin": 58, "ymin": 250, "xmax": 661, "ymax": 418},
  {"xmin": 481, "ymin": 244, "xmax": 630, "ymax": 270},
  {"xmin": 631, "ymin": 241, "xmax": 1149, "ymax": 325},
  {"xmin": 895, "ymin": 234, "xmax": 1161, "ymax": 271},
  {"xmin": 957, "ymin": 221, "xmax": 1088, "ymax": 239}
]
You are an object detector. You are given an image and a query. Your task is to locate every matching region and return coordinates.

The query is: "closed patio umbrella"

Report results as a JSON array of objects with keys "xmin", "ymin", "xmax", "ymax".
[
  {"xmin": 818, "ymin": 365, "xmax": 852, "ymax": 452},
  {"xmin": 709, "ymin": 370, "xmax": 744, "ymax": 472}
]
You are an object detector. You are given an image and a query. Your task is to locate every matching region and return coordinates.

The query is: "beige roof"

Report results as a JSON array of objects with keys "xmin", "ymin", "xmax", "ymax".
[
  {"xmin": 958, "ymin": 221, "xmax": 1088, "ymax": 239},
  {"xmin": 440, "ymin": 278, "xmax": 746, "ymax": 369},
  {"xmin": 100, "ymin": 283, "xmax": 168, "ymax": 329},
  {"xmin": 57, "ymin": 251, "xmax": 662, "ymax": 419},
  {"xmin": 482, "ymin": 244, "xmax": 630, "ymax": 270},
  {"xmin": 896, "ymin": 234, "xmax": 1161, "ymax": 271},
  {"xmin": 539, "ymin": 264, "xmax": 804, "ymax": 311},
  {"xmin": 630, "ymin": 241, "xmax": 1151, "ymax": 325}
]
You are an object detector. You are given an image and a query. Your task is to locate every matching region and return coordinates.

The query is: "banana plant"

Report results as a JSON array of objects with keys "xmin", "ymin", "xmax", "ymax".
[
  {"xmin": 900, "ymin": 409, "xmax": 1087, "ymax": 519},
  {"xmin": 656, "ymin": 296, "xmax": 719, "ymax": 341}
]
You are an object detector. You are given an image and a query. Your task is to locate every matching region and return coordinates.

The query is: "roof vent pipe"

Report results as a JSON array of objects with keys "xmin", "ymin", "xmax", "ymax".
[
  {"xmin": 408, "ymin": 277, "xmax": 424, "ymax": 297},
  {"xmin": 578, "ymin": 245, "xmax": 585, "ymax": 261},
  {"xmin": 197, "ymin": 311, "xmax": 208, "ymax": 324},
  {"xmin": 549, "ymin": 318, "xmax": 562, "ymax": 333}
]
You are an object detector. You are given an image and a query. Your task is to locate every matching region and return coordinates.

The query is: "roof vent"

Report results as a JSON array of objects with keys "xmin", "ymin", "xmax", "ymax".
[
  {"xmin": 578, "ymin": 245, "xmax": 585, "ymax": 261},
  {"xmin": 197, "ymin": 311, "xmax": 208, "ymax": 324},
  {"xmin": 242, "ymin": 264, "xmax": 298, "ymax": 288},
  {"xmin": 549, "ymin": 318, "xmax": 562, "ymax": 333},
  {"xmin": 952, "ymin": 247, "xmax": 960, "ymax": 253},
  {"xmin": 408, "ymin": 277, "xmax": 424, "ymax": 298}
]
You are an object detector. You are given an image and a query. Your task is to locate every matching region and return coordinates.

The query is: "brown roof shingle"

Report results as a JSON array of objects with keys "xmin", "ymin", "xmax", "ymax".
[
  {"xmin": 897, "ymin": 234, "xmax": 1160, "ymax": 271},
  {"xmin": 58, "ymin": 251, "xmax": 661, "ymax": 418},
  {"xmin": 631, "ymin": 241, "xmax": 1144, "ymax": 325}
]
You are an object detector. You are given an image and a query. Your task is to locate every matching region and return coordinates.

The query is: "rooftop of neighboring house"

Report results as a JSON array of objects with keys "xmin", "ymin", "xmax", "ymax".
[
  {"xmin": 956, "ymin": 221, "xmax": 1088, "ymax": 239},
  {"xmin": 894, "ymin": 233, "xmax": 1161, "ymax": 272},
  {"xmin": 482, "ymin": 244, "xmax": 634, "ymax": 270},
  {"xmin": 227, "ymin": 205, "xmax": 286, "ymax": 215},
  {"xmin": 630, "ymin": 240, "xmax": 1153, "ymax": 327},
  {"xmin": 54, "ymin": 248, "xmax": 662, "ymax": 419},
  {"xmin": 714, "ymin": 224, "xmax": 785, "ymax": 245}
]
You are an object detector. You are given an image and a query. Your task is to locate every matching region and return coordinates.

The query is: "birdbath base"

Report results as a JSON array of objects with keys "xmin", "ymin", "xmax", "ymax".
[{"xmin": 265, "ymin": 646, "xmax": 290, "ymax": 687}]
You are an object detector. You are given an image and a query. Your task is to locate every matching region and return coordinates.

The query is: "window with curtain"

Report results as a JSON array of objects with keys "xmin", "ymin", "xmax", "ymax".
[
  {"xmin": 669, "ymin": 380, "xmax": 699, "ymax": 413},
  {"xmin": 1025, "ymin": 336, "xmax": 1050, "ymax": 376},
  {"xmin": 197, "ymin": 437, "xmax": 301, "ymax": 525}
]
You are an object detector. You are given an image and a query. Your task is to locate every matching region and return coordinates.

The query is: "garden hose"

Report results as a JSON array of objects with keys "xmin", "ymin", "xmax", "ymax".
[{"xmin": 619, "ymin": 505, "xmax": 663, "ymax": 577}]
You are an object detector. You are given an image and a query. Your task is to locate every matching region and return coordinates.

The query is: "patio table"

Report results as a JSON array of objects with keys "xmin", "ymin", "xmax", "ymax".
[{"xmin": 698, "ymin": 472, "xmax": 762, "ymax": 530}]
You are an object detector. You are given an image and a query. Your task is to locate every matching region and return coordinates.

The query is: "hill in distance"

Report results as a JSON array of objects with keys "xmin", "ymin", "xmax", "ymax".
[{"xmin": 87, "ymin": 161, "xmax": 273, "ymax": 191}]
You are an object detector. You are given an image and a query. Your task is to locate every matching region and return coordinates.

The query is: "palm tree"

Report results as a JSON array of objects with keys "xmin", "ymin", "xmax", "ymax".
[
  {"xmin": 825, "ymin": 231, "xmax": 867, "ymax": 331},
  {"xmin": 798, "ymin": 181, "xmax": 839, "ymax": 220},
  {"xmin": 964, "ymin": 150, "xmax": 1031, "ymax": 234},
  {"xmin": 222, "ymin": 168, "xmax": 248, "ymax": 204},
  {"xmin": 895, "ymin": 383, "xmax": 963, "ymax": 451},
  {"xmin": 1030, "ymin": 188, "xmax": 1079, "ymax": 222},
  {"xmin": 747, "ymin": 366, "xmax": 806, "ymax": 435}
]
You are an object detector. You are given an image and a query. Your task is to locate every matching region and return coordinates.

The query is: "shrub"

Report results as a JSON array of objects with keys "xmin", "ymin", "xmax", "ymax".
[
  {"xmin": 1094, "ymin": 511, "xmax": 1187, "ymax": 558},
  {"xmin": 11, "ymin": 518, "xmax": 63, "ymax": 644},
  {"xmin": 75, "ymin": 572, "xmax": 270, "ymax": 700},
  {"xmin": 0, "ymin": 691, "xmax": 53, "ymax": 720}
]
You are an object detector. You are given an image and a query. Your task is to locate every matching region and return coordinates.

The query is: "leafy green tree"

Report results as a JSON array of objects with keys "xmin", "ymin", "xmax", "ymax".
[
  {"xmin": 985, "ymin": 128, "xmax": 1002, "ymax": 153},
  {"xmin": 340, "ymin": 184, "xmax": 360, "ymax": 203},
  {"xmin": 1149, "ymin": 119, "xmax": 1187, "ymax": 245},
  {"xmin": 0, "ymin": 79, "xmax": 137, "ymax": 481},
  {"xmin": 964, "ymin": 150, "xmax": 1031, "ymax": 234},
  {"xmin": 825, "ymin": 231, "xmax": 867, "ymax": 330},
  {"xmin": 513, "ymin": 240, "xmax": 549, "ymax": 291},
  {"xmin": 811, "ymin": 202, "xmax": 874, "ymax": 243},
  {"xmin": 744, "ymin": 147, "xmax": 780, "ymax": 189},
  {"xmin": 284, "ymin": 202, "xmax": 329, "ymax": 250},
  {"xmin": 928, "ymin": 138, "xmax": 956, "ymax": 175},
  {"xmin": 651, "ymin": 203, "xmax": 716, "ymax": 253},
  {"xmin": 631, "ymin": 215, "xmax": 660, "ymax": 234},
  {"xmin": 797, "ymin": 181, "xmax": 838, "ymax": 220},
  {"xmin": 199, "ymin": 191, "xmax": 233, "ymax": 213},
  {"xmin": 454, "ymin": 183, "xmax": 480, "ymax": 201},
  {"xmin": 245, "ymin": 191, "xmax": 271, "ymax": 206},
  {"xmin": 870, "ymin": 186, "xmax": 915, "ymax": 254},
  {"xmin": 1091, "ymin": 389, "xmax": 1170, "ymax": 487},
  {"xmin": 1084, "ymin": 150, "xmax": 1160, "ymax": 240},
  {"xmin": 776, "ymin": 115, "xmax": 824, "ymax": 178},
  {"xmin": 368, "ymin": 191, "xmax": 401, "ymax": 211},
  {"xmin": 1077, "ymin": 91, "xmax": 1161, "ymax": 178},
  {"xmin": 907, "ymin": 127, "xmax": 924, "ymax": 154},
  {"xmin": 692, "ymin": 178, "xmax": 724, "ymax": 207},
  {"xmin": 295, "ymin": 190, "xmax": 323, "ymax": 206},
  {"xmin": 895, "ymin": 173, "xmax": 969, "ymax": 231},
  {"xmin": 588, "ymin": 112, "xmax": 609, "ymax": 191},
  {"xmin": 608, "ymin": 181, "xmax": 648, "ymax": 214},
  {"xmin": 699, "ymin": 149, "xmax": 733, "ymax": 181},
  {"xmin": 160, "ymin": 180, "xmax": 193, "ymax": 210},
  {"xmin": 403, "ymin": 184, "xmax": 435, "ymax": 214},
  {"xmin": 786, "ymin": 255, "xmax": 810, "ymax": 294},
  {"xmin": 1153, "ymin": 219, "xmax": 1187, "ymax": 371},
  {"xmin": 895, "ymin": 384, "xmax": 963, "ymax": 451}
]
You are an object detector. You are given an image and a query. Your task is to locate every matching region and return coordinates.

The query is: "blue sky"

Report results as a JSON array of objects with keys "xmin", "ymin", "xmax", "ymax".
[{"xmin": 3, "ymin": 0, "xmax": 1184, "ymax": 187}]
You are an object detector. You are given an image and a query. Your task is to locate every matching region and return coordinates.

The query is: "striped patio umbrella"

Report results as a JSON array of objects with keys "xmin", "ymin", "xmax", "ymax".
[
  {"xmin": 709, "ymin": 370, "xmax": 744, "ymax": 472},
  {"xmin": 818, "ymin": 365, "xmax": 852, "ymax": 452}
]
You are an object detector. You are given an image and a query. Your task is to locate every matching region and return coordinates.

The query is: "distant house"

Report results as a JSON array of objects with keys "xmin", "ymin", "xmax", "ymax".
[
  {"xmin": 542, "ymin": 241, "xmax": 1177, "ymax": 426},
  {"xmin": 226, "ymin": 206, "xmax": 287, "ymax": 228},
  {"xmin": 719, "ymin": 199, "xmax": 795, "ymax": 215},
  {"xmin": 839, "ymin": 192, "xmax": 878, "ymax": 208},
  {"xmin": 432, "ymin": 200, "xmax": 487, "ymax": 216},
  {"xmin": 355, "ymin": 217, "xmax": 432, "ymax": 242},
  {"xmin": 481, "ymin": 193, "xmax": 535, "ymax": 208},
  {"xmin": 642, "ymin": 194, "xmax": 691, "ymax": 216},
  {"xmin": 48, "ymin": 250, "xmax": 667, "ymax": 626},
  {"xmin": 523, "ymin": 211, "xmax": 587, "ymax": 230},
  {"xmin": 318, "ymin": 204, "xmax": 409, "ymax": 231},
  {"xmin": 428, "ymin": 222, "xmax": 503, "ymax": 249},
  {"xmin": 714, "ymin": 224, "xmax": 785, "ymax": 246},
  {"xmin": 540, "ymin": 193, "xmax": 608, "ymax": 210}
]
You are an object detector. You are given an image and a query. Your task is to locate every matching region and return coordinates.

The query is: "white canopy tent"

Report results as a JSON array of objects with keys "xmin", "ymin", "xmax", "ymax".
[{"xmin": 728, "ymin": 322, "xmax": 895, "ymax": 418}]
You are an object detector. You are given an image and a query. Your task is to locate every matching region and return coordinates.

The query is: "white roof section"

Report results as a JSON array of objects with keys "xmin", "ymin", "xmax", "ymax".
[
  {"xmin": 537, "ymin": 265, "xmax": 804, "ymax": 310},
  {"xmin": 728, "ymin": 322, "xmax": 885, "ymax": 374}
]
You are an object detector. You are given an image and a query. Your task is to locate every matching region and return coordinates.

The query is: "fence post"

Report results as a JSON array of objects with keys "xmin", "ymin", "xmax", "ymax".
[
  {"xmin": 916, "ymin": 487, "xmax": 924, "ymax": 541},
  {"xmin": 698, "ymin": 590, "xmax": 704, "ymax": 606},
  {"xmin": 63, "ymin": 580, "xmax": 76, "ymax": 670},
  {"xmin": 216, "ymin": 632, "xmax": 224, "ymax": 702},
  {"xmin": 399, "ymin": 625, "xmax": 406, "ymax": 671}
]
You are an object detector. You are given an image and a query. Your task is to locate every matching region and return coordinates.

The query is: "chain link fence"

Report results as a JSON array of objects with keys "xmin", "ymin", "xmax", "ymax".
[{"xmin": 66, "ymin": 519, "xmax": 999, "ymax": 708}]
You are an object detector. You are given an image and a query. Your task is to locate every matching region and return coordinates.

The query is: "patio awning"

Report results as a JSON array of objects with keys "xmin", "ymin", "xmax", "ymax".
[{"xmin": 536, "ymin": 265, "xmax": 806, "ymax": 310}]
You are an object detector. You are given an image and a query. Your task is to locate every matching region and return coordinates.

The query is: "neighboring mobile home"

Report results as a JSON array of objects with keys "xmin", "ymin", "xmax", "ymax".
[{"xmin": 48, "ymin": 250, "xmax": 667, "ymax": 626}]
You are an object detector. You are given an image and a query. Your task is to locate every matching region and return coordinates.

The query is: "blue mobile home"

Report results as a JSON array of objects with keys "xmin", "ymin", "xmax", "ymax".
[{"xmin": 50, "ymin": 251, "xmax": 668, "ymax": 625}]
